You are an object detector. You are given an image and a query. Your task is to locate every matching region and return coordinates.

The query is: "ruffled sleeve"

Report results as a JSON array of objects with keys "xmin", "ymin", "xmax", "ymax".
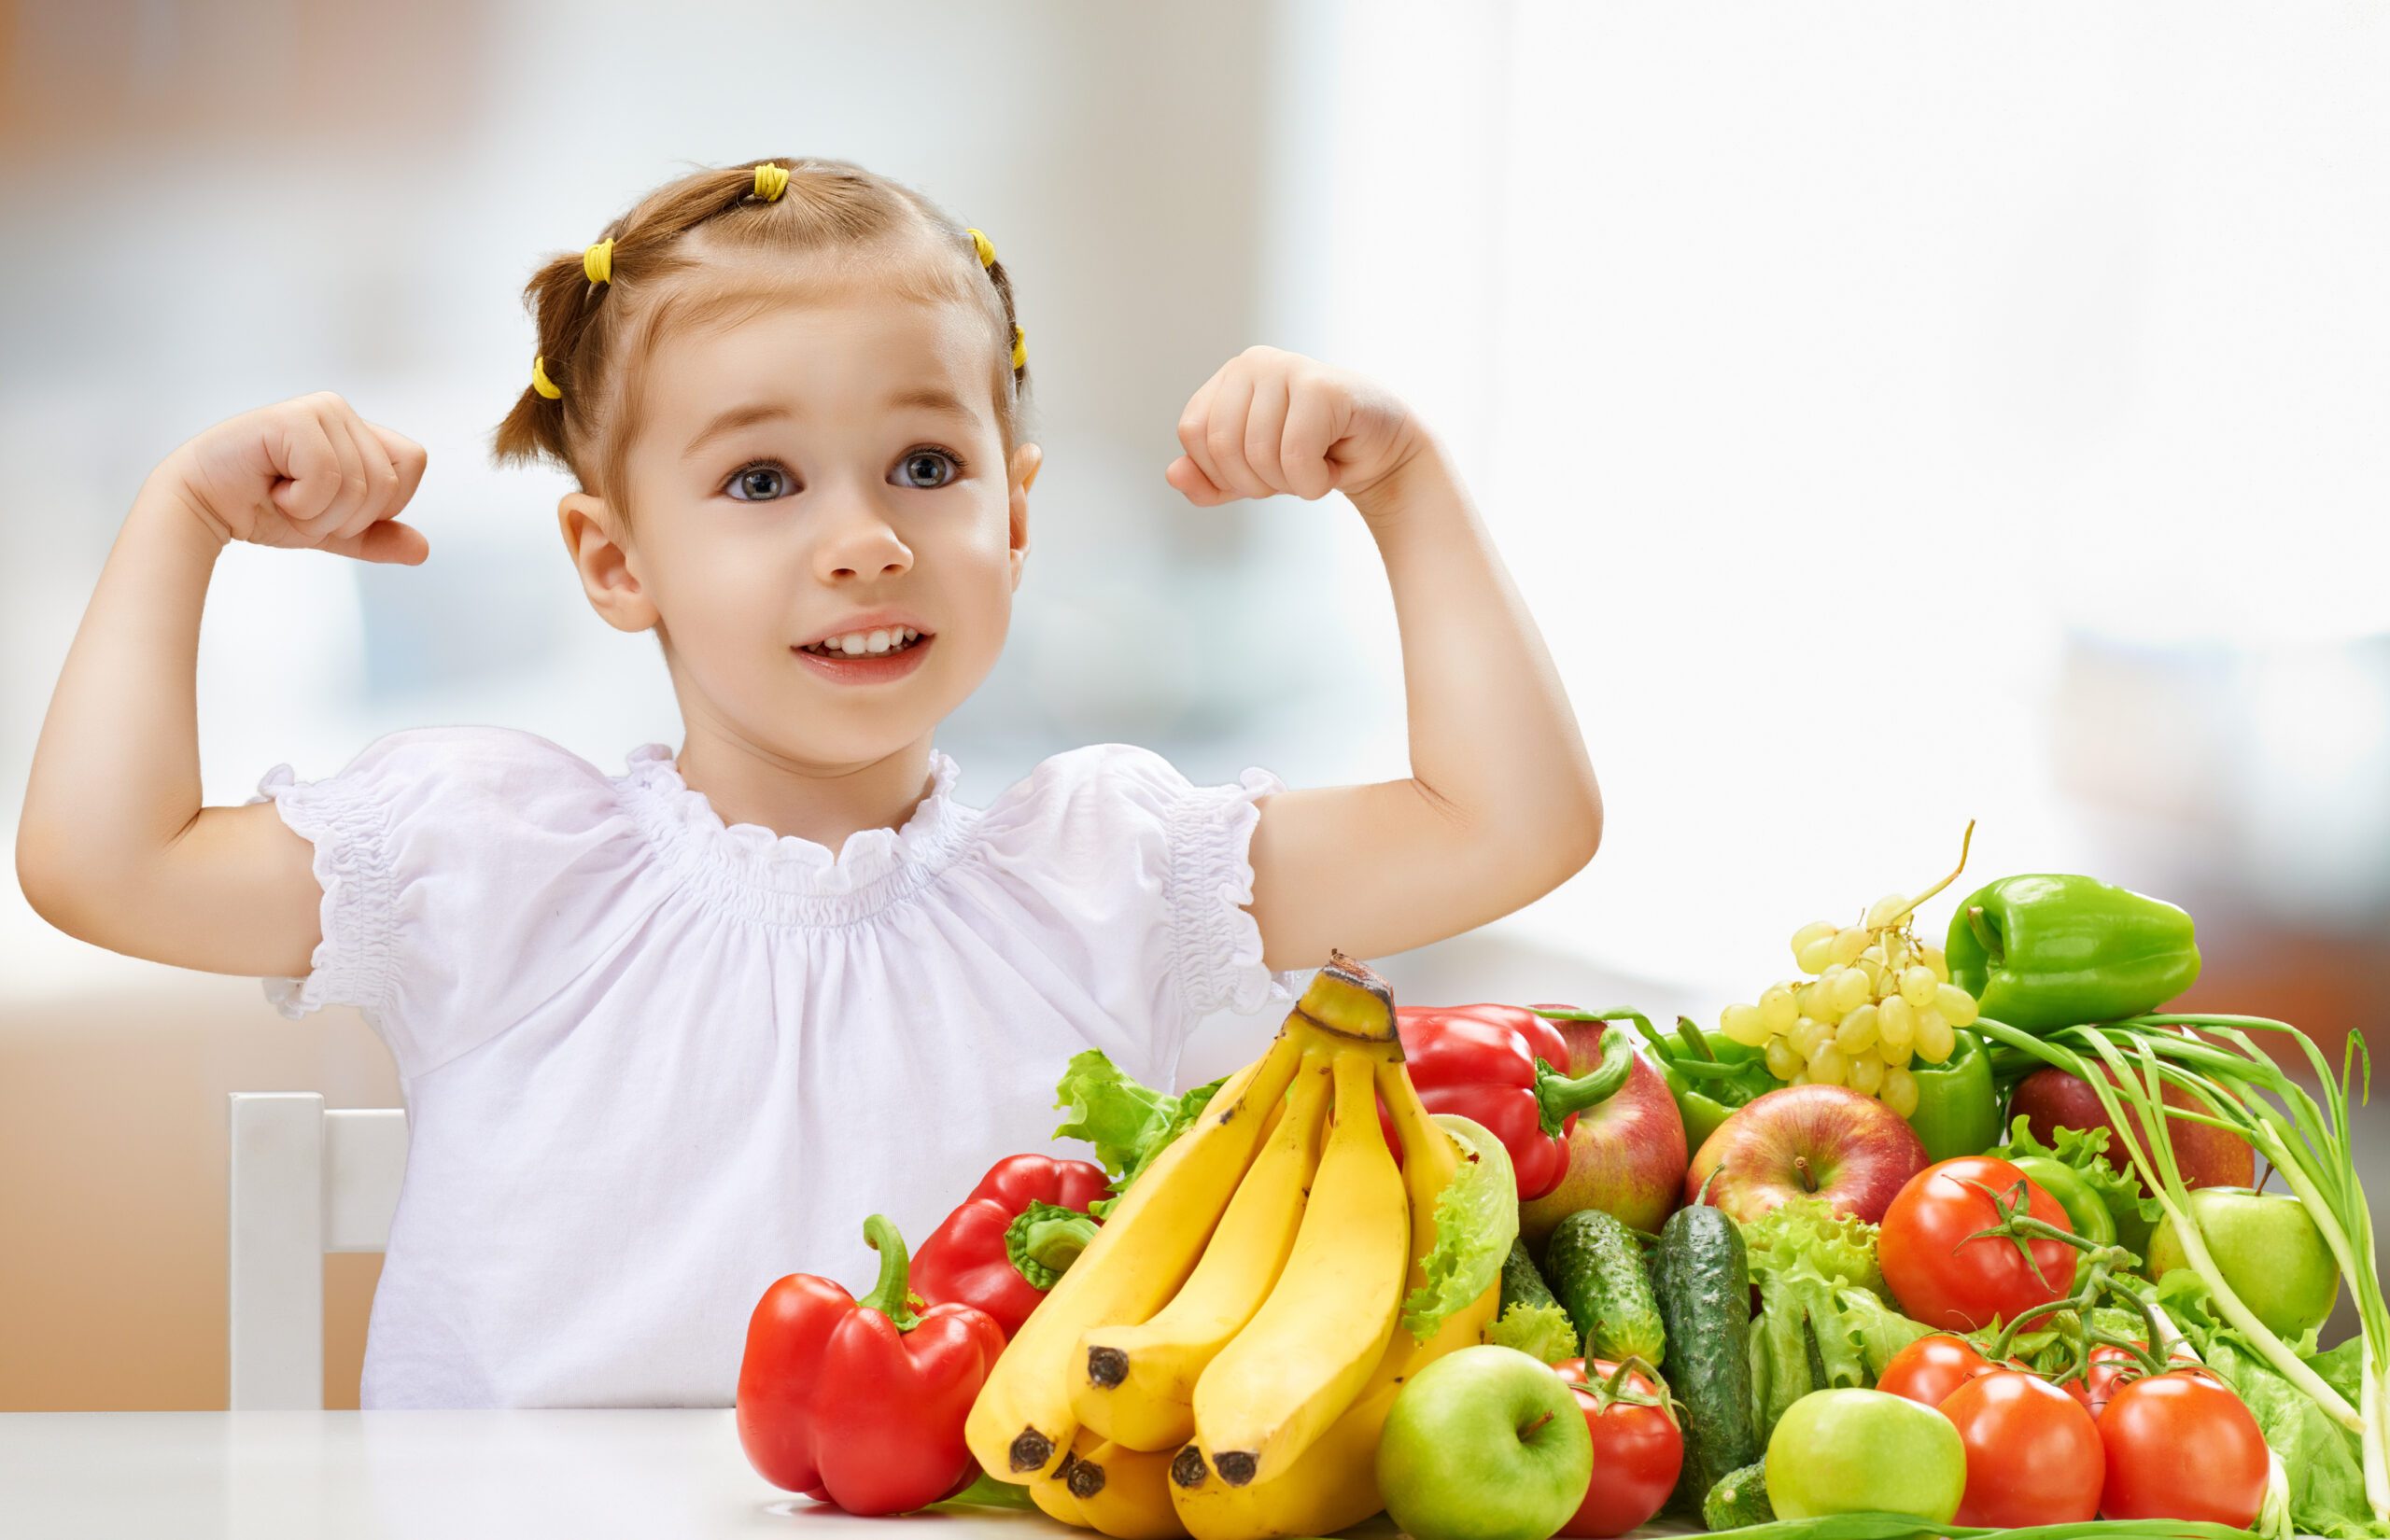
[
  {"xmin": 246, "ymin": 725, "xmax": 636, "ymax": 1081},
  {"xmin": 980, "ymin": 743, "xmax": 1314, "ymax": 1055}
]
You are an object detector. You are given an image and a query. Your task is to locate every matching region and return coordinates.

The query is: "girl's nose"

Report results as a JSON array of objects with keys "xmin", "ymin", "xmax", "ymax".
[{"xmin": 811, "ymin": 499, "xmax": 914, "ymax": 581}]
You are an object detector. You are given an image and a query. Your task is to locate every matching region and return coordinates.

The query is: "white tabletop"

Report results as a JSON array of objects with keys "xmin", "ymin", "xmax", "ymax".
[
  {"xmin": 0, "ymin": 1408, "xmax": 1708, "ymax": 1540},
  {"xmin": 0, "ymin": 1408, "xmax": 1079, "ymax": 1540}
]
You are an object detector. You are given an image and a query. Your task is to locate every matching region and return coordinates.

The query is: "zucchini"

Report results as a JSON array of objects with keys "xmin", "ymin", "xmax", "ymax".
[
  {"xmin": 1542, "ymin": 1210, "xmax": 1666, "ymax": 1366},
  {"xmin": 1651, "ymin": 1204, "xmax": 1762, "ymax": 1515},
  {"xmin": 1702, "ymin": 1459, "xmax": 1775, "ymax": 1530},
  {"xmin": 1499, "ymin": 1236, "xmax": 1560, "ymax": 1317}
]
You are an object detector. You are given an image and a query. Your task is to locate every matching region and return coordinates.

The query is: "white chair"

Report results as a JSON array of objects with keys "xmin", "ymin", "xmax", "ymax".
[{"xmin": 226, "ymin": 1092, "xmax": 409, "ymax": 1410}]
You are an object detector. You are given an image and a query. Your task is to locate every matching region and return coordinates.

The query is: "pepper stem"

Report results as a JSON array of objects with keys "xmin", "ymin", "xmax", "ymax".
[
  {"xmin": 1532, "ymin": 1032, "xmax": 1636, "ymax": 1137},
  {"xmin": 857, "ymin": 1213, "xmax": 921, "ymax": 1330},
  {"xmin": 1005, "ymin": 1200, "xmax": 1101, "ymax": 1290},
  {"xmin": 1966, "ymin": 903, "xmax": 2004, "ymax": 967}
]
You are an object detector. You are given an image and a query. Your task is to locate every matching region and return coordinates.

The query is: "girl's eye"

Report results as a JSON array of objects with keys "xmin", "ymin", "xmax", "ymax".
[
  {"xmin": 727, "ymin": 462, "xmax": 793, "ymax": 501},
  {"xmin": 896, "ymin": 448, "xmax": 965, "ymax": 490}
]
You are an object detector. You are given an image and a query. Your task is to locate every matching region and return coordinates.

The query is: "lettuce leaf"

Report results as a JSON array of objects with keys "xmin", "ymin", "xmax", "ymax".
[
  {"xmin": 1050, "ymin": 1049, "xmax": 1226, "ymax": 1210},
  {"xmin": 1742, "ymin": 1194, "xmax": 1886, "ymax": 1298},
  {"xmin": 1484, "ymin": 1301, "xmax": 1581, "ymax": 1365},
  {"xmin": 1989, "ymin": 1113, "xmax": 2166, "ymax": 1261},
  {"xmin": 1750, "ymin": 1258, "xmax": 1936, "ymax": 1441},
  {"xmin": 1399, "ymin": 1113, "xmax": 1519, "ymax": 1339}
]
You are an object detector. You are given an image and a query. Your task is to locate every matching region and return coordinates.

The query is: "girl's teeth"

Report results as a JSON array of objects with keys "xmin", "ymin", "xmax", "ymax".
[{"xmin": 809, "ymin": 627, "xmax": 920, "ymax": 656}]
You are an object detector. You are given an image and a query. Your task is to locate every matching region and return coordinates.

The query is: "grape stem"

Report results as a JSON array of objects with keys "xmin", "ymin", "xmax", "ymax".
[{"xmin": 1877, "ymin": 819, "xmax": 1977, "ymax": 930}]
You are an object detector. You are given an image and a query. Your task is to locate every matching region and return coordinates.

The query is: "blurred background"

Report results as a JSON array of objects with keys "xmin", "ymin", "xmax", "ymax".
[{"xmin": 5, "ymin": 0, "xmax": 2386, "ymax": 1409}]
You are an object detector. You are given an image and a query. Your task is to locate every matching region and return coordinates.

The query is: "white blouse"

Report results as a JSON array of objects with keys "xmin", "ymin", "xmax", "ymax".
[{"xmin": 246, "ymin": 725, "xmax": 1311, "ymax": 1409}]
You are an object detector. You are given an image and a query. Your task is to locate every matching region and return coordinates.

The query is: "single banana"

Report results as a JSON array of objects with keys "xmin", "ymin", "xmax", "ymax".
[
  {"xmin": 1187, "ymin": 1047, "xmax": 1410, "ymax": 1489},
  {"xmin": 1168, "ymin": 1058, "xmax": 1498, "ymax": 1540},
  {"xmin": 1064, "ymin": 1436, "xmax": 1193, "ymax": 1540},
  {"xmin": 1073, "ymin": 1046, "xmax": 1333, "ymax": 1452},
  {"xmin": 1032, "ymin": 1466, "xmax": 1095, "ymax": 1530},
  {"xmin": 965, "ymin": 1022, "xmax": 1308, "ymax": 1482}
]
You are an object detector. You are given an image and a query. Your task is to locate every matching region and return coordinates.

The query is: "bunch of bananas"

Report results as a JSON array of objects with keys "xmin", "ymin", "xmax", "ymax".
[{"xmin": 964, "ymin": 952, "xmax": 1500, "ymax": 1540}]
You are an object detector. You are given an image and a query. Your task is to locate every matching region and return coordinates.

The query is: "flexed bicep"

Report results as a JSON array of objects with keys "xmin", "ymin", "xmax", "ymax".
[{"xmin": 1243, "ymin": 778, "xmax": 1579, "ymax": 973}]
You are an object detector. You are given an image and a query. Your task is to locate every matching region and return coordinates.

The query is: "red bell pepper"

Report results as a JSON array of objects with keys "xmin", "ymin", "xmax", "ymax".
[
  {"xmin": 908, "ymin": 1154, "xmax": 1111, "ymax": 1337},
  {"xmin": 735, "ymin": 1213, "xmax": 1006, "ymax": 1515},
  {"xmin": 1377, "ymin": 1002, "xmax": 1637, "ymax": 1201}
]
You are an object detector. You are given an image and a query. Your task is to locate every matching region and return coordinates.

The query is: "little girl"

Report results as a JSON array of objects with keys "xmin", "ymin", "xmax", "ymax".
[{"xmin": 18, "ymin": 157, "xmax": 1602, "ymax": 1410}]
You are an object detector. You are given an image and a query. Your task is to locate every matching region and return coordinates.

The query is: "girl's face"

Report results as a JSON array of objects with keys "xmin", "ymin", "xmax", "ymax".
[{"xmin": 561, "ymin": 273, "xmax": 1037, "ymax": 771}]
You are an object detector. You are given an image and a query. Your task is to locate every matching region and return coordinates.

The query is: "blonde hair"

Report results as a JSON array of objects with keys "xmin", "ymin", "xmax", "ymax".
[{"xmin": 490, "ymin": 156, "xmax": 1030, "ymax": 529}]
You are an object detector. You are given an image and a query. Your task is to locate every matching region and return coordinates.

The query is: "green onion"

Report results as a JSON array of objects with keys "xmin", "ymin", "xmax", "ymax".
[
  {"xmin": 1692, "ymin": 1512, "xmax": 2261, "ymax": 1540},
  {"xmin": 1971, "ymin": 1012, "xmax": 2388, "ymax": 1527}
]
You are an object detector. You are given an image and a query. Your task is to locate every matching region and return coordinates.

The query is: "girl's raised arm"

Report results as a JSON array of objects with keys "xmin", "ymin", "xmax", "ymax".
[
  {"xmin": 17, "ymin": 393, "xmax": 430, "ymax": 979},
  {"xmin": 1164, "ymin": 348, "xmax": 1603, "ymax": 973}
]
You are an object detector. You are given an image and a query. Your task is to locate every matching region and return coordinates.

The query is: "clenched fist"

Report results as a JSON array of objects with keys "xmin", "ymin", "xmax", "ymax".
[
  {"xmin": 160, "ymin": 390, "xmax": 429, "ymax": 564},
  {"xmin": 1165, "ymin": 345, "xmax": 1425, "ymax": 511}
]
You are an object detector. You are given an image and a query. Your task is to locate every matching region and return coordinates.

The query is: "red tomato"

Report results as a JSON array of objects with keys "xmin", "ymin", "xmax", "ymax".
[
  {"xmin": 1877, "ymin": 1156, "xmax": 2080, "ymax": 1331},
  {"xmin": 1554, "ymin": 1358, "xmax": 1683, "ymax": 1538},
  {"xmin": 1876, "ymin": 1333, "xmax": 1998, "ymax": 1407},
  {"xmin": 2098, "ymin": 1371, "xmax": 2269, "ymax": 1527},
  {"xmin": 1941, "ymin": 1369, "xmax": 2104, "ymax": 1527}
]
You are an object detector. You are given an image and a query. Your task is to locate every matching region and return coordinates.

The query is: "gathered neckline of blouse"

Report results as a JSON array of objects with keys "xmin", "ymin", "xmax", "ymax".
[{"xmin": 613, "ymin": 742, "xmax": 983, "ymax": 926}]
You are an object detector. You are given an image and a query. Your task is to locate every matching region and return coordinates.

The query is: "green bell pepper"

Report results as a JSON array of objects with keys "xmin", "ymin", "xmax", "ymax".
[
  {"xmin": 1943, "ymin": 874, "xmax": 2201, "ymax": 1033},
  {"xmin": 1629, "ymin": 1015, "xmax": 1778, "ymax": 1154},
  {"xmin": 2005, "ymin": 1153, "xmax": 2118, "ymax": 1248},
  {"xmin": 1905, "ymin": 1029, "xmax": 1999, "ymax": 1162}
]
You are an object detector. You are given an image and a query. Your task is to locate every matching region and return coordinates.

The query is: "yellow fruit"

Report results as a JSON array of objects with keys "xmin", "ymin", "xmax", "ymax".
[
  {"xmin": 1075, "ymin": 1050, "xmax": 1334, "ymax": 1451},
  {"xmin": 1882, "ymin": 1066, "xmax": 1919, "ymax": 1117},
  {"xmin": 1067, "ymin": 1437, "xmax": 1192, "ymax": 1540},
  {"xmin": 967, "ymin": 957, "xmax": 1391, "ymax": 1483},
  {"xmin": 1188, "ymin": 1049, "xmax": 1408, "ymax": 1488},
  {"xmin": 1169, "ymin": 1062, "xmax": 1495, "ymax": 1540}
]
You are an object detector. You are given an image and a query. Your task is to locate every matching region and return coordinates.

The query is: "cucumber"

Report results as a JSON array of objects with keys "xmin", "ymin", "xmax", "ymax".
[
  {"xmin": 1499, "ymin": 1237, "xmax": 1560, "ymax": 1317},
  {"xmin": 1542, "ymin": 1210, "xmax": 1666, "ymax": 1367},
  {"xmin": 1651, "ymin": 1204, "xmax": 1762, "ymax": 1516},
  {"xmin": 1702, "ymin": 1459, "xmax": 1775, "ymax": 1530}
]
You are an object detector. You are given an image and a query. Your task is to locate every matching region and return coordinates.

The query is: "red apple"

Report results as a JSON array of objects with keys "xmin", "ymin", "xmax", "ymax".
[
  {"xmin": 1517, "ymin": 1010, "xmax": 1689, "ymax": 1248},
  {"xmin": 2008, "ymin": 1066, "xmax": 2254, "ymax": 1189},
  {"xmin": 1686, "ymin": 1084, "xmax": 1931, "ymax": 1225}
]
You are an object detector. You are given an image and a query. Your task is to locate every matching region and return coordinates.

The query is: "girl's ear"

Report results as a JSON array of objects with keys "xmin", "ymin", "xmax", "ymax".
[
  {"xmin": 558, "ymin": 490, "xmax": 661, "ymax": 634},
  {"xmin": 1007, "ymin": 443, "xmax": 1040, "ymax": 585}
]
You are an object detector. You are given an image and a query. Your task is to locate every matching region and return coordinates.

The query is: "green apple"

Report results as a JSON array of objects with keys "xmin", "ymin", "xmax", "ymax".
[
  {"xmin": 1765, "ymin": 1389, "xmax": 1964, "ymax": 1525},
  {"xmin": 2149, "ymin": 1187, "xmax": 2340, "ymax": 1339},
  {"xmin": 1376, "ymin": 1345, "xmax": 1593, "ymax": 1540}
]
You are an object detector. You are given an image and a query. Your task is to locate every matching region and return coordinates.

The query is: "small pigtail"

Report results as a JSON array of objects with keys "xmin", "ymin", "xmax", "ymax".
[{"xmin": 966, "ymin": 225, "xmax": 1031, "ymax": 397}]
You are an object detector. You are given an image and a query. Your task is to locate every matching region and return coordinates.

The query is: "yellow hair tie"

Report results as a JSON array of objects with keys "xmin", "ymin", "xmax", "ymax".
[
  {"xmin": 583, "ymin": 238, "xmax": 614, "ymax": 286},
  {"xmin": 752, "ymin": 163, "xmax": 790, "ymax": 202},
  {"xmin": 1010, "ymin": 324, "xmax": 1027, "ymax": 371},
  {"xmin": 531, "ymin": 355, "xmax": 562, "ymax": 400},
  {"xmin": 966, "ymin": 227, "xmax": 996, "ymax": 269}
]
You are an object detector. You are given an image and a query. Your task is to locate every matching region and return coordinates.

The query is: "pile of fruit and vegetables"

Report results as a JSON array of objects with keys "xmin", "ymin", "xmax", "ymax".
[{"xmin": 731, "ymin": 834, "xmax": 2389, "ymax": 1540}]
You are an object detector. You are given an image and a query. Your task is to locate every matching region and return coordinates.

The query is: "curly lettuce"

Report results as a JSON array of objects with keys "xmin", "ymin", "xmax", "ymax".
[
  {"xmin": 1742, "ymin": 1194, "xmax": 1886, "ymax": 1298},
  {"xmin": 1050, "ymin": 1049, "xmax": 1226, "ymax": 1211},
  {"xmin": 1399, "ymin": 1113, "xmax": 1519, "ymax": 1339},
  {"xmin": 1484, "ymin": 1301, "xmax": 1582, "ymax": 1365}
]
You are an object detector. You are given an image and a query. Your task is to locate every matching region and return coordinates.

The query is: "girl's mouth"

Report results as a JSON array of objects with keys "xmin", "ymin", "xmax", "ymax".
[{"xmin": 792, "ymin": 629, "xmax": 934, "ymax": 683}]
